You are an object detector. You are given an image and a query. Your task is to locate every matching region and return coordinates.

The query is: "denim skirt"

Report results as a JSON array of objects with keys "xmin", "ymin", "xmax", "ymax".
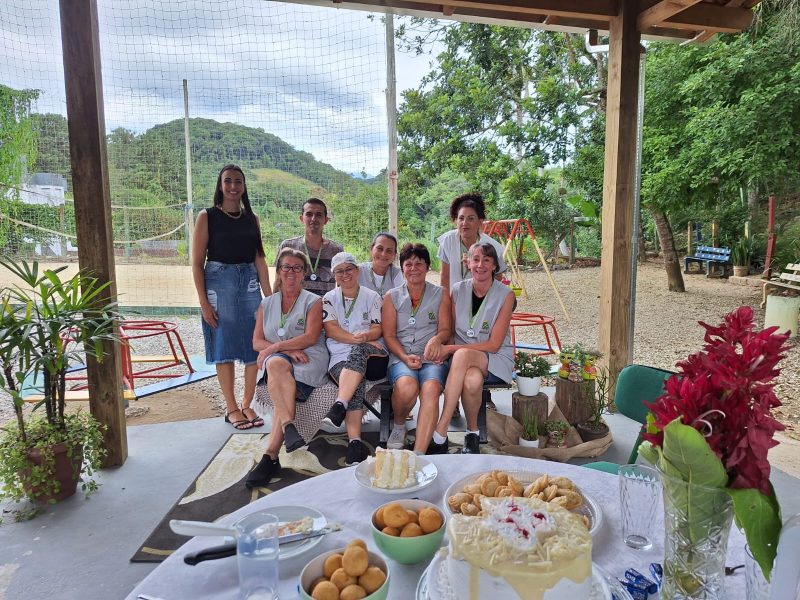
[{"xmin": 202, "ymin": 261, "xmax": 261, "ymax": 365}]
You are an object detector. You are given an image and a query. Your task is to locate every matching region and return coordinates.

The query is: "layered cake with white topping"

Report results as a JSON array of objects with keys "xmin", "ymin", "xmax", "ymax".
[
  {"xmin": 446, "ymin": 496, "xmax": 593, "ymax": 600},
  {"xmin": 371, "ymin": 448, "xmax": 417, "ymax": 489}
]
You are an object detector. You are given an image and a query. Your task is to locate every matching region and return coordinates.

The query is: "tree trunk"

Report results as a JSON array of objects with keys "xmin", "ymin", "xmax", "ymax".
[
  {"xmin": 650, "ymin": 206, "xmax": 685, "ymax": 292},
  {"xmin": 638, "ymin": 206, "xmax": 647, "ymax": 263}
]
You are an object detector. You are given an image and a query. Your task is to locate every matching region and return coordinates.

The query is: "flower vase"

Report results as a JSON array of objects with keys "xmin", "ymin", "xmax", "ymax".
[{"xmin": 659, "ymin": 469, "xmax": 735, "ymax": 600}]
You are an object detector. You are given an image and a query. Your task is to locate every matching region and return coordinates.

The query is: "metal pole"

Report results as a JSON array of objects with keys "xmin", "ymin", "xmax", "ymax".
[
  {"xmin": 628, "ymin": 47, "xmax": 646, "ymax": 362},
  {"xmin": 385, "ymin": 15, "xmax": 398, "ymax": 238},
  {"xmin": 183, "ymin": 79, "xmax": 193, "ymax": 264}
]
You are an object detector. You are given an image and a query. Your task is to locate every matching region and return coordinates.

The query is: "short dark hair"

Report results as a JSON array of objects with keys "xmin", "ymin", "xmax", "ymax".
[
  {"xmin": 399, "ymin": 243, "xmax": 431, "ymax": 268},
  {"xmin": 302, "ymin": 197, "xmax": 328, "ymax": 216},
  {"xmin": 449, "ymin": 192, "xmax": 486, "ymax": 221},
  {"xmin": 468, "ymin": 242, "xmax": 499, "ymax": 275}
]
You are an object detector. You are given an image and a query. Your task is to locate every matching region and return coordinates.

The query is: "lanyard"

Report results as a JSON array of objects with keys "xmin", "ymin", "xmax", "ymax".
[
  {"xmin": 342, "ymin": 288, "xmax": 360, "ymax": 321},
  {"xmin": 468, "ymin": 287, "xmax": 490, "ymax": 332},
  {"xmin": 459, "ymin": 240, "xmax": 469, "ymax": 279},
  {"xmin": 304, "ymin": 240, "xmax": 323, "ymax": 275},
  {"xmin": 369, "ymin": 264, "xmax": 391, "ymax": 295},
  {"xmin": 279, "ymin": 292, "xmax": 300, "ymax": 328},
  {"xmin": 410, "ymin": 284, "xmax": 426, "ymax": 318}
]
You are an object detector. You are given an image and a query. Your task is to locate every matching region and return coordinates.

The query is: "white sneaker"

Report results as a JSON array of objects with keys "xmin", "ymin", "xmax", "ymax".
[{"xmin": 387, "ymin": 426, "xmax": 406, "ymax": 450}]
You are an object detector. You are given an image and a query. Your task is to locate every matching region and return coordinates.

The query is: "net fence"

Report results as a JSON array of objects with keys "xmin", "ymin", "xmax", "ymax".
[{"xmin": 0, "ymin": 0, "xmax": 389, "ymax": 282}]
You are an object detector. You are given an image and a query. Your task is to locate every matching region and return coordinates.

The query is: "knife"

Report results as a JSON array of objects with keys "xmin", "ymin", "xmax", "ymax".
[
  {"xmin": 182, "ymin": 524, "xmax": 342, "ymax": 565},
  {"xmin": 170, "ymin": 516, "xmax": 326, "ymax": 538}
]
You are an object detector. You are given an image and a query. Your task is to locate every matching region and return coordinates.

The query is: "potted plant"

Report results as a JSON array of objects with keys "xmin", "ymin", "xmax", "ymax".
[
  {"xmin": 514, "ymin": 352, "xmax": 550, "ymax": 396},
  {"xmin": 731, "ymin": 238, "xmax": 750, "ymax": 277},
  {"xmin": 518, "ymin": 406, "xmax": 541, "ymax": 448},
  {"xmin": 576, "ymin": 366, "xmax": 614, "ymax": 442},
  {"xmin": 544, "ymin": 420, "xmax": 569, "ymax": 448},
  {"xmin": 557, "ymin": 344, "xmax": 586, "ymax": 381},
  {"xmin": 0, "ymin": 258, "xmax": 122, "ymax": 507}
]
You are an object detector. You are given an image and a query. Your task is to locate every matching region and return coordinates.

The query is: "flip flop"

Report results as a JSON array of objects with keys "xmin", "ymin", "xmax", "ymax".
[
  {"xmin": 224, "ymin": 409, "xmax": 253, "ymax": 430},
  {"xmin": 243, "ymin": 407, "xmax": 264, "ymax": 428}
]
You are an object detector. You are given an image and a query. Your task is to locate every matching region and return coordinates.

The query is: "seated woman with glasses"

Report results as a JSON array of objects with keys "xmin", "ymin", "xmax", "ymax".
[
  {"xmin": 430, "ymin": 242, "xmax": 515, "ymax": 455},
  {"xmin": 358, "ymin": 232, "xmax": 404, "ymax": 298},
  {"xmin": 321, "ymin": 252, "xmax": 388, "ymax": 466},
  {"xmin": 245, "ymin": 248, "xmax": 329, "ymax": 488},
  {"xmin": 382, "ymin": 243, "xmax": 452, "ymax": 454}
]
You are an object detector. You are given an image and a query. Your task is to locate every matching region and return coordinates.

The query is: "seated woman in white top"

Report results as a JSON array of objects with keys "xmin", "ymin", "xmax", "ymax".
[
  {"xmin": 246, "ymin": 248, "xmax": 329, "ymax": 488},
  {"xmin": 358, "ymin": 231, "xmax": 405, "ymax": 298},
  {"xmin": 382, "ymin": 243, "xmax": 452, "ymax": 454},
  {"xmin": 321, "ymin": 252, "xmax": 387, "ymax": 466},
  {"xmin": 436, "ymin": 193, "xmax": 507, "ymax": 294},
  {"xmin": 430, "ymin": 242, "xmax": 515, "ymax": 455}
]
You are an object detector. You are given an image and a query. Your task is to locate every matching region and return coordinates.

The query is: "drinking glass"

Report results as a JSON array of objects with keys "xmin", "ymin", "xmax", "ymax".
[
  {"xmin": 745, "ymin": 544, "xmax": 771, "ymax": 600},
  {"xmin": 235, "ymin": 511, "xmax": 280, "ymax": 600},
  {"xmin": 618, "ymin": 464, "xmax": 661, "ymax": 550}
]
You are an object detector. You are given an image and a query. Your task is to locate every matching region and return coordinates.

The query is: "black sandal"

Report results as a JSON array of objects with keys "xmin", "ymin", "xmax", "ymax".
[{"xmin": 224, "ymin": 409, "xmax": 253, "ymax": 430}]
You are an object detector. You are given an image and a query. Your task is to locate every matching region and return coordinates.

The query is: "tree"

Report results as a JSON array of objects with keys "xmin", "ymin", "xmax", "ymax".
[
  {"xmin": 0, "ymin": 85, "xmax": 39, "ymax": 194},
  {"xmin": 30, "ymin": 113, "xmax": 70, "ymax": 182}
]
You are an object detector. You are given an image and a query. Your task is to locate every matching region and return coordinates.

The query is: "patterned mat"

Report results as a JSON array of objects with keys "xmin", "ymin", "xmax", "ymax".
[{"xmin": 130, "ymin": 429, "xmax": 483, "ymax": 562}]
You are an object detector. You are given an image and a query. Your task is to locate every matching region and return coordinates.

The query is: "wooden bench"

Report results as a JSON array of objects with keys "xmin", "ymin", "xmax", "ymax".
[
  {"xmin": 761, "ymin": 262, "xmax": 800, "ymax": 308},
  {"xmin": 374, "ymin": 382, "xmax": 510, "ymax": 445},
  {"xmin": 684, "ymin": 245, "xmax": 732, "ymax": 277}
]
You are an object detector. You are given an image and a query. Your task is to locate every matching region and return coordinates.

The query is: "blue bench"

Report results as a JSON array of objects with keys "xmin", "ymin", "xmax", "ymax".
[{"xmin": 684, "ymin": 245, "xmax": 731, "ymax": 277}]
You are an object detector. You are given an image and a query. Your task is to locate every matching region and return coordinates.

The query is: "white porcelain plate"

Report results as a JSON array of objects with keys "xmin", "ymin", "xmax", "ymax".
[
  {"xmin": 354, "ymin": 454, "xmax": 438, "ymax": 494},
  {"xmin": 270, "ymin": 505, "xmax": 327, "ymax": 560},
  {"xmin": 416, "ymin": 551, "xmax": 633, "ymax": 600},
  {"xmin": 442, "ymin": 470, "xmax": 603, "ymax": 536}
]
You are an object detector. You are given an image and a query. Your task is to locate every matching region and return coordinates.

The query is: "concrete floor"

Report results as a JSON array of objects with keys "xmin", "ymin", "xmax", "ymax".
[{"xmin": 1, "ymin": 390, "xmax": 799, "ymax": 600}]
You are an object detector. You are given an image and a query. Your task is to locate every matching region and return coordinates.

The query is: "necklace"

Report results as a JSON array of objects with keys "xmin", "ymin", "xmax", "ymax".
[
  {"xmin": 277, "ymin": 292, "xmax": 301, "ymax": 337},
  {"xmin": 408, "ymin": 284, "xmax": 425, "ymax": 326},
  {"xmin": 220, "ymin": 206, "xmax": 243, "ymax": 219},
  {"xmin": 467, "ymin": 284, "xmax": 490, "ymax": 338},
  {"xmin": 304, "ymin": 239, "xmax": 323, "ymax": 280},
  {"xmin": 341, "ymin": 287, "xmax": 360, "ymax": 327}
]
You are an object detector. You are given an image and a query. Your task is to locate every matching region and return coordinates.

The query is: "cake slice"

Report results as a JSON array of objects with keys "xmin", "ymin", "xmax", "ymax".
[{"xmin": 372, "ymin": 448, "xmax": 417, "ymax": 489}]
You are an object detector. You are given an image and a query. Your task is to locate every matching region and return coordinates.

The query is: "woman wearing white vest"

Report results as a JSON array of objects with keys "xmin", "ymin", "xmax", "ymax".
[
  {"xmin": 436, "ymin": 193, "xmax": 507, "ymax": 294},
  {"xmin": 246, "ymin": 248, "xmax": 329, "ymax": 488},
  {"xmin": 321, "ymin": 252, "xmax": 388, "ymax": 466},
  {"xmin": 382, "ymin": 243, "xmax": 452, "ymax": 454},
  {"xmin": 431, "ymin": 242, "xmax": 515, "ymax": 454},
  {"xmin": 358, "ymin": 232, "xmax": 405, "ymax": 298}
]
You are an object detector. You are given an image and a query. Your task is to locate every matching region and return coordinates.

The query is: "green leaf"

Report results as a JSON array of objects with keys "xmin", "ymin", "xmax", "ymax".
[
  {"xmin": 661, "ymin": 419, "xmax": 728, "ymax": 489},
  {"xmin": 726, "ymin": 486, "xmax": 781, "ymax": 582}
]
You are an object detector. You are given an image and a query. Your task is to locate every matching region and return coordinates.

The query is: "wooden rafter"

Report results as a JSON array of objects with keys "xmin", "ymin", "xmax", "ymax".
[{"xmin": 638, "ymin": 0, "xmax": 703, "ymax": 30}]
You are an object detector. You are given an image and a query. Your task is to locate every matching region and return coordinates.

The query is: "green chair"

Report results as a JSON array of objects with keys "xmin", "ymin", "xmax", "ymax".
[{"xmin": 582, "ymin": 364, "xmax": 675, "ymax": 474}]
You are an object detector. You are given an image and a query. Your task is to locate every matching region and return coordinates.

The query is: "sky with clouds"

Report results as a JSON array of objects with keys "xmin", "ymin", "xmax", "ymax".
[{"xmin": 1, "ymin": 0, "xmax": 437, "ymax": 175}]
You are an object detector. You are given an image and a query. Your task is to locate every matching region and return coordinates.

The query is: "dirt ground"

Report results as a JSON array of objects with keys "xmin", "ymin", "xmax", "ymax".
[{"xmin": 124, "ymin": 388, "xmax": 218, "ymax": 425}]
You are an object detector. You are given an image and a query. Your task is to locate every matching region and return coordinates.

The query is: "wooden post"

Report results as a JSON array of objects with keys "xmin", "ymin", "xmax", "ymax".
[
  {"xmin": 597, "ymin": 0, "xmax": 641, "ymax": 382},
  {"xmin": 555, "ymin": 379, "xmax": 594, "ymax": 425},
  {"xmin": 59, "ymin": 0, "xmax": 127, "ymax": 466},
  {"xmin": 687, "ymin": 220, "xmax": 693, "ymax": 256}
]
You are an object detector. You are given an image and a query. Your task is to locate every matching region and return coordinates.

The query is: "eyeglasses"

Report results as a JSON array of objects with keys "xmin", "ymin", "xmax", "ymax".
[
  {"xmin": 333, "ymin": 266, "xmax": 357, "ymax": 276},
  {"xmin": 278, "ymin": 264, "xmax": 305, "ymax": 273}
]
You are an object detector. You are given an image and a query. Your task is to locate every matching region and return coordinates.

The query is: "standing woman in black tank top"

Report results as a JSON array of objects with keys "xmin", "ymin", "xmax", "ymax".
[{"xmin": 192, "ymin": 165, "xmax": 272, "ymax": 430}]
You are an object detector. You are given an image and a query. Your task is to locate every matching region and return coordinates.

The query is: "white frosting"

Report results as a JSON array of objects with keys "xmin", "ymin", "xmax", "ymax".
[
  {"xmin": 483, "ymin": 499, "xmax": 555, "ymax": 551},
  {"xmin": 372, "ymin": 448, "xmax": 417, "ymax": 489}
]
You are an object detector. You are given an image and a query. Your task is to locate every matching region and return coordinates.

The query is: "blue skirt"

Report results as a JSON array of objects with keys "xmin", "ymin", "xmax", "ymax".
[{"xmin": 202, "ymin": 261, "xmax": 261, "ymax": 365}]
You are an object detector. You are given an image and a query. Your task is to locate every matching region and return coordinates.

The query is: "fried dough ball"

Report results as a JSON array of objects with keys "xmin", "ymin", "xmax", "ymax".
[
  {"xmin": 382, "ymin": 502, "xmax": 410, "ymax": 528},
  {"xmin": 342, "ymin": 545, "xmax": 369, "ymax": 577},
  {"xmin": 358, "ymin": 565, "xmax": 387, "ymax": 594},
  {"xmin": 309, "ymin": 577, "xmax": 328, "ymax": 595},
  {"xmin": 401, "ymin": 522, "xmax": 423, "ymax": 537},
  {"xmin": 323, "ymin": 553, "xmax": 344, "ymax": 579},
  {"xmin": 330, "ymin": 567, "xmax": 357, "ymax": 590},
  {"xmin": 406, "ymin": 509, "xmax": 419, "ymax": 524},
  {"xmin": 418, "ymin": 507, "xmax": 443, "ymax": 533},
  {"xmin": 311, "ymin": 580, "xmax": 339, "ymax": 600},
  {"xmin": 340, "ymin": 584, "xmax": 367, "ymax": 600},
  {"xmin": 381, "ymin": 526, "xmax": 400, "ymax": 536},
  {"xmin": 373, "ymin": 506, "xmax": 386, "ymax": 529},
  {"xmin": 347, "ymin": 538, "xmax": 368, "ymax": 551}
]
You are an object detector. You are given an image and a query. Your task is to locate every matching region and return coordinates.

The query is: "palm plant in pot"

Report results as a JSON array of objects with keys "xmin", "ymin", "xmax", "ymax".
[
  {"xmin": 730, "ymin": 237, "xmax": 751, "ymax": 277},
  {"xmin": 0, "ymin": 258, "xmax": 122, "ymax": 507},
  {"xmin": 514, "ymin": 352, "xmax": 550, "ymax": 396},
  {"xmin": 576, "ymin": 366, "xmax": 614, "ymax": 442}
]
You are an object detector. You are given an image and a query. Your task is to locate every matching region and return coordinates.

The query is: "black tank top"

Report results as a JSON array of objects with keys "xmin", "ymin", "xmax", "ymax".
[{"xmin": 206, "ymin": 206, "xmax": 262, "ymax": 264}]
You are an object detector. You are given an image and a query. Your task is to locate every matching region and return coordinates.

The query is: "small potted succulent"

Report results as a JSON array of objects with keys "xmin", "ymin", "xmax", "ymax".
[
  {"xmin": 544, "ymin": 420, "xmax": 569, "ymax": 448},
  {"xmin": 576, "ymin": 366, "xmax": 614, "ymax": 442},
  {"xmin": 518, "ymin": 407, "xmax": 541, "ymax": 448},
  {"xmin": 557, "ymin": 344, "xmax": 587, "ymax": 381},
  {"xmin": 514, "ymin": 352, "xmax": 551, "ymax": 396}
]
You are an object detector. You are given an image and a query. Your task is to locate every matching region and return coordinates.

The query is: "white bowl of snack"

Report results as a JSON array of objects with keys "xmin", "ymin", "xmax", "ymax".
[
  {"xmin": 354, "ymin": 448, "xmax": 438, "ymax": 494},
  {"xmin": 299, "ymin": 539, "xmax": 389, "ymax": 600}
]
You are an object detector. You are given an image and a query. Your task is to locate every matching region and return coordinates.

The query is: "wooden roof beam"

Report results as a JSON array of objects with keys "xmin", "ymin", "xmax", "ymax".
[
  {"xmin": 638, "ymin": 0, "xmax": 703, "ymax": 30},
  {"xmin": 434, "ymin": 0, "xmax": 615, "ymax": 19},
  {"xmin": 661, "ymin": 3, "xmax": 754, "ymax": 32}
]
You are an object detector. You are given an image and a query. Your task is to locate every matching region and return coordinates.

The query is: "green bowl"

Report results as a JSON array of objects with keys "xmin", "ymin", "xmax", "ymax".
[
  {"xmin": 299, "ymin": 546, "xmax": 389, "ymax": 600},
  {"xmin": 371, "ymin": 499, "xmax": 446, "ymax": 565}
]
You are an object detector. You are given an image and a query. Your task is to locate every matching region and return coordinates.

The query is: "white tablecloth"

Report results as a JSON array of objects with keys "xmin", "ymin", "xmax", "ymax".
[{"xmin": 126, "ymin": 454, "xmax": 747, "ymax": 599}]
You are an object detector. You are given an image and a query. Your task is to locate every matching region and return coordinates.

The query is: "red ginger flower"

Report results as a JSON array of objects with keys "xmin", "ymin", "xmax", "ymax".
[{"xmin": 642, "ymin": 306, "xmax": 790, "ymax": 496}]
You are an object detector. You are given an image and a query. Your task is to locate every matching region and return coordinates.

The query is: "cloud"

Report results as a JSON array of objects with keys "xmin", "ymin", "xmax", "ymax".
[{"xmin": 0, "ymin": 0, "xmax": 411, "ymax": 174}]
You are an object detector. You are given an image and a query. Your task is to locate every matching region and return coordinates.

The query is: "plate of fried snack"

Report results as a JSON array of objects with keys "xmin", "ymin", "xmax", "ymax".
[{"xmin": 442, "ymin": 470, "xmax": 602, "ymax": 536}]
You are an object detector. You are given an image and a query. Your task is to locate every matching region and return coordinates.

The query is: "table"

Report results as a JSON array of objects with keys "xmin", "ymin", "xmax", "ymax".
[{"xmin": 126, "ymin": 455, "xmax": 748, "ymax": 599}]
